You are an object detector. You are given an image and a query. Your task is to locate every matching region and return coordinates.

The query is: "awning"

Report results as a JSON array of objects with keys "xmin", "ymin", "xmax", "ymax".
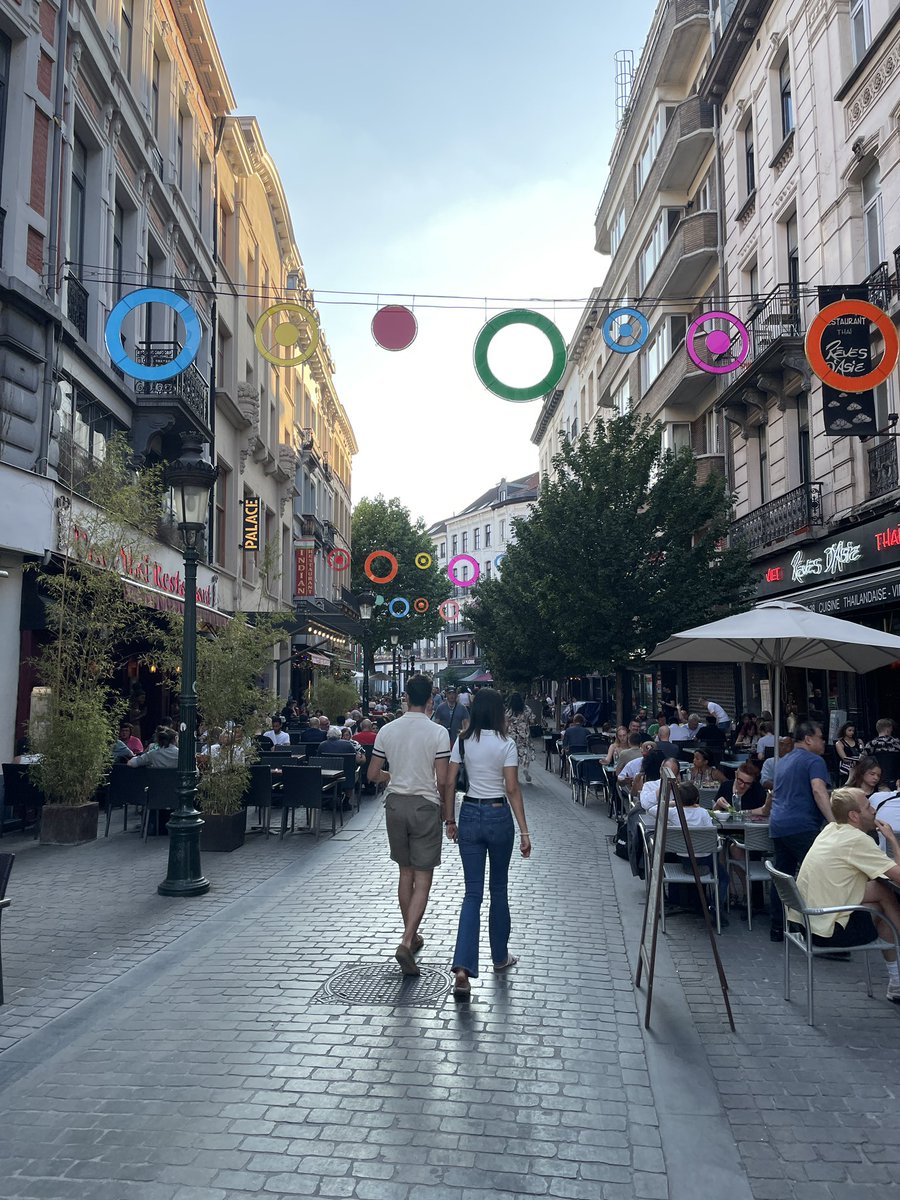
[
  {"xmin": 460, "ymin": 669, "xmax": 493, "ymax": 683},
  {"xmin": 123, "ymin": 581, "xmax": 230, "ymax": 629}
]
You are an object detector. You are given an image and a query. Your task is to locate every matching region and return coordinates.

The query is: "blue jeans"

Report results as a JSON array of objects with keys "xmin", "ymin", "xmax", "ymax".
[{"xmin": 452, "ymin": 802, "xmax": 515, "ymax": 977}]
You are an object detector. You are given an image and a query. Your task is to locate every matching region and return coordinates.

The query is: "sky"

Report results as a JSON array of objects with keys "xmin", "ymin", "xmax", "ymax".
[{"xmin": 209, "ymin": 0, "xmax": 656, "ymax": 526}]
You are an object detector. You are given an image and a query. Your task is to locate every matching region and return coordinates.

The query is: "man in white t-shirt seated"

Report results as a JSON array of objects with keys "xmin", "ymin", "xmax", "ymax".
[
  {"xmin": 707, "ymin": 699, "xmax": 731, "ymax": 734},
  {"xmin": 639, "ymin": 759, "xmax": 681, "ymax": 810},
  {"xmin": 669, "ymin": 720, "xmax": 693, "ymax": 743},
  {"xmin": 617, "ymin": 741, "xmax": 657, "ymax": 793},
  {"xmin": 795, "ymin": 787, "xmax": 900, "ymax": 1000},
  {"xmin": 263, "ymin": 716, "xmax": 291, "ymax": 747}
]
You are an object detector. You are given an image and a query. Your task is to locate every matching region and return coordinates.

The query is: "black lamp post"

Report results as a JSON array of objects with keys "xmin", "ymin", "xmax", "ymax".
[
  {"xmin": 390, "ymin": 626, "xmax": 400, "ymax": 707},
  {"xmin": 357, "ymin": 591, "xmax": 375, "ymax": 715},
  {"xmin": 158, "ymin": 438, "xmax": 218, "ymax": 898}
]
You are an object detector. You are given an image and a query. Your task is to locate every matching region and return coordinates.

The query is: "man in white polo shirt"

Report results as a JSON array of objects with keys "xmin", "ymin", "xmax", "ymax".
[
  {"xmin": 368, "ymin": 674, "xmax": 451, "ymax": 977},
  {"xmin": 707, "ymin": 699, "xmax": 731, "ymax": 735}
]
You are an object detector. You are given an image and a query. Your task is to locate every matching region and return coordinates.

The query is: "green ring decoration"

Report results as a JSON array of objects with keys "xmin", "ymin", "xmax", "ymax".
[{"xmin": 473, "ymin": 309, "xmax": 567, "ymax": 403}]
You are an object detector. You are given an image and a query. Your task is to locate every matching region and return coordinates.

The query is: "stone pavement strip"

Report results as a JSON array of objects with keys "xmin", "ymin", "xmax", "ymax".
[{"xmin": 0, "ymin": 760, "xmax": 893, "ymax": 1200}]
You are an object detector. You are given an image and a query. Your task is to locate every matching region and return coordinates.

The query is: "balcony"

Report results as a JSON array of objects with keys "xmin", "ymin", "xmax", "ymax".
[
  {"xmin": 66, "ymin": 275, "xmax": 89, "ymax": 340},
  {"xmin": 730, "ymin": 482, "xmax": 823, "ymax": 552},
  {"xmin": 657, "ymin": 96, "xmax": 716, "ymax": 191},
  {"xmin": 702, "ymin": 1, "xmax": 773, "ymax": 100},
  {"xmin": 644, "ymin": 210, "xmax": 718, "ymax": 300},
  {"xmin": 862, "ymin": 261, "xmax": 895, "ymax": 312},
  {"xmin": 640, "ymin": 342, "xmax": 709, "ymax": 416},
  {"xmin": 300, "ymin": 513, "xmax": 325, "ymax": 545},
  {"xmin": 128, "ymin": 341, "xmax": 212, "ymax": 453},
  {"xmin": 867, "ymin": 441, "xmax": 899, "ymax": 501}
]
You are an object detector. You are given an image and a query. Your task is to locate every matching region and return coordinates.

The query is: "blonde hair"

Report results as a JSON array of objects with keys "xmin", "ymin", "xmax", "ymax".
[{"xmin": 830, "ymin": 786, "xmax": 867, "ymax": 824}]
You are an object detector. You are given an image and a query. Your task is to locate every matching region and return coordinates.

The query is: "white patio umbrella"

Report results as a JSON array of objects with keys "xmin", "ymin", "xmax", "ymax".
[{"xmin": 650, "ymin": 600, "xmax": 900, "ymax": 760}]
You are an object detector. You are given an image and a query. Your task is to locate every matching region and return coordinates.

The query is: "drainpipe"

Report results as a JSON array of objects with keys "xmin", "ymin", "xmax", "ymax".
[
  {"xmin": 37, "ymin": 0, "xmax": 69, "ymax": 475},
  {"xmin": 208, "ymin": 115, "xmax": 226, "ymax": 452}
]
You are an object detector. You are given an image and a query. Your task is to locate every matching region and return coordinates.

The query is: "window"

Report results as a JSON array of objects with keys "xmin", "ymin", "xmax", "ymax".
[
  {"xmin": 779, "ymin": 54, "xmax": 794, "ymax": 138},
  {"xmin": 499, "ymin": 519, "xmax": 506, "ymax": 542},
  {"xmin": 797, "ymin": 395, "xmax": 811, "ymax": 485},
  {"xmin": 635, "ymin": 107, "xmax": 674, "ymax": 193},
  {"xmin": 451, "ymin": 534, "xmax": 458, "ymax": 555},
  {"xmin": 473, "ymin": 527, "xmax": 480, "ymax": 551},
  {"xmin": 461, "ymin": 531, "xmax": 468, "ymax": 552},
  {"xmin": 639, "ymin": 212, "xmax": 667, "ymax": 290},
  {"xmin": 747, "ymin": 261, "xmax": 759, "ymax": 310},
  {"xmin": 705, "ymin": 409, "xmax": 721, "ymax": 455},
  {"xmin": 151, "ymin": 52, "xmax": 161, "ymax": 137},
  {"xmin": 693, "ymin": 173, "xmax": 712, "ymax": 212},
  {"xmin": 610, "ymin": 205, "xmax": 626, "ymax": 255},
  {"xmin": 640, "ymin": 316, "xmax": 687, "ymax": 391},
  {"xmin": 862, "ymin": 164, "xmax": 884, "ymax": 273},
  {"xmin": 666, "ymin": 423, "xmax": 692, "ymax": 453},
  {"xmin": 177, "ymin": 109, "xmax": 185, "ymax": 190},
  {"xmin": 58, "ymin": 386, "xmax": 126, "ymax": 487},
  {"xmin": 744, "ymin": 118, "xmax": 756, "ymax": 195},
  {"xmin": 613, "ymin": 378, "xmax": 630, "ymax": 418},
  {"xmin": 120, "ymin": 0, "xmax": 133, "ymax": 79},
  {"xmin": 484, "ymin": 525, "xmax": 491, "ymax": 547},
  {"xmin": 112, "ymin": 202, "xmax": 124, "ymax": 299},
  {"xmin": 214, "ymin": 464, "xmax": 229, "ymax": 566},
  {"xmin": 219, "ymin": 203, "xmax": 229, "ymax": 269},
  {"xmin": 439, "ymin": 541, "xmax": 446, "ymax": 559},
  {"xmin": 850, "ymin": 0, "xmax": 870, "ymax": 65},
  {"xmin": 785, "ymin": 214, "xmax": 800, "ymax": 297},
  {"xmin": 484, "ymin": 560, "xmax": 492, "ymax": 579},
  {"xmin": 69, "ymin": 137, "xmax": 87, "ymax": 276},
  {"xmin": 0, "ymin": 33, "xmax": 10, "ymax": 199},
  {"xmin": 759, "ymin": 425, "xmax": 771, "ymax": 503}
]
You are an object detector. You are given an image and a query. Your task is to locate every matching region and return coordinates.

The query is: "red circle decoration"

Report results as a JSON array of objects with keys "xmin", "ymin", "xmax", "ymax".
[
  {"xmin": 805, "ymin": 300, "xmax": 899, "ymax": 394},
  {"xmin": 413, "ymin": 597, "xmax": 429, "ymax": 614},
  {"xmin": 327, "ymin": 548, "xmax": 351, "ymax": 572},
  {"xmin": 438, "ymin": 599, "xmax": 460, "ymax": 622},
  {"xmin": 364, "ymin": 550, "xmax": 399, "ymax": 585},
  {"xmin": 371, "ymin": 305, "xmax": 418, "ymax": 351}
]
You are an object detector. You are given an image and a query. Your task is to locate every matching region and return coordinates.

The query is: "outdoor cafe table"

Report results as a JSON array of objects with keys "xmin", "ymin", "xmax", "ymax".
[{"xmin": 568, "ymin": 753, "xmax": 606, "ymax": 805}]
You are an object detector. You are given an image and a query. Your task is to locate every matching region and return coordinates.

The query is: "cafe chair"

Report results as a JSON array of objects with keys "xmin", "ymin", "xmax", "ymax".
[
  {"xmin": 141, "ymin": 769, "xmax": 179, "ymax": 841},
  {"xmin": 306, "ymin": 758, "xmax": 345, "ymax": 830},
  {"xmin": 726, "ymin": 825, "xmax": 774, "ymax": 930},
  {"xmin": 105, "ymin": 764, "xmax": 148, "ymax": 837},
  {"xmin": 765, "ymin": 859, "xmax": 900, "ymax": 1026},
  {"xmin": 273, "ymin": 765, "xmax": 328, "ymax": 840},
  {"xmin": 0, "ymin": 851, "xmax": 14, "ymax": 1004},
  {"xmin": 660, "ymin": 827, "xmax": 723, "ymax": 934},
  {"xmin": 242, "ymin": 765, "xmax": 273, "ymax": 832},
  {"xmin": 1, "ymin": 764, "xmax": 44, "ymax": 839}
]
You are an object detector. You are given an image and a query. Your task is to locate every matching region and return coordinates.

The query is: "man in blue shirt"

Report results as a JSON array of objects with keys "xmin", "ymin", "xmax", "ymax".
[{"xmin": 769, "ymin": 720, "xmax": 832, "ymax": 942}]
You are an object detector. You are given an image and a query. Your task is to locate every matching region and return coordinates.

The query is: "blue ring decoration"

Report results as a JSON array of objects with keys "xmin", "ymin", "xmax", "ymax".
[
  {"xmin": 105, "ymin": 288, "xmax": 202, "ymax": 381},
  {"xmin": 493, "ymin": 553, "xmax": 506, "ymax": 569},
  {"xmin": 602, "ymin": 307, "xmax": 650, "ymax": 355},
  {"xmin": 388, "ymin": 597, "xmax": 410, "ymax": 618},
  {"xmin": 374, "ymin": 595, "xmax": 385, "ymax": 606}
]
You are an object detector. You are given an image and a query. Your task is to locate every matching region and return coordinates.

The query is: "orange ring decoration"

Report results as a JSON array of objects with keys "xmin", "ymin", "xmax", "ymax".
[
  {"xmin": 805, "ymin": 300, "xmax": 899, "ymax": 394},
  {"xmin": 438, "ymin": 598, "xmax": 460, "ymax": 622},
  {"xmin": 364, "ymin": 550, "xmax": 398, "ymax": 585},
  {"xmin": 413, "ymin": 597, "xmax": 429, "ymax": 613}
]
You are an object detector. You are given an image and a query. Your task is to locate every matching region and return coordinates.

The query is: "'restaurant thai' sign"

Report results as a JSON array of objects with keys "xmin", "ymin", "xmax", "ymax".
[
  {"xmin": 818, "ymin": 285, "xmax": 877, "ymax": 436},
  {"xmin": 758, "ymin": 512, "xmax": 900, "ymax": 597},
  {"xmin": 242, "ymin": 497, "xmax": 260, "ymax": 552}
]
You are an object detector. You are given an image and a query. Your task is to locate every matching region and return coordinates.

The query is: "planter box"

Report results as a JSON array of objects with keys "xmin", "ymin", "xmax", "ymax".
[
  {"xmin": 40, "ymin": 802, "xmax": 99, "ymax": 846},
  {"xmin": 199, "ymin": 809, "xmax": 246, "ymax": 853}
]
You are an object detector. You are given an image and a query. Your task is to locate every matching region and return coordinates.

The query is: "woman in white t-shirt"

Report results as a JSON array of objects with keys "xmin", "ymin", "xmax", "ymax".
[{"xmin": 443, "ymin": 689, "xmax": 531, "ymax": 1000}]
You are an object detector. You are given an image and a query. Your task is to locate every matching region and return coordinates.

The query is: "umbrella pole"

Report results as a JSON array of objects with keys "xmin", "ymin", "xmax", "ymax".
[{"xmin": 774, "ymin": 659, "xmax": 782, "ymax": 763}]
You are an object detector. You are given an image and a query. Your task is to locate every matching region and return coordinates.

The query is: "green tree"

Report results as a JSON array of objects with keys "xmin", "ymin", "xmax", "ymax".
[
  {"xmin": 350, "ymin": 495, "xmax": 451, "ymax": 675},
  {"xmin": 469, "ymin": 415, "xmax": 754, "ymax": 702}
]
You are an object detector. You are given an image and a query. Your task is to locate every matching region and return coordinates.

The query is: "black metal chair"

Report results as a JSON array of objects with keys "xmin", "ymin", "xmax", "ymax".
[
  {"xmin": 1, "ymin": 764, "xmax": 44, "ymax": 839},
  {"xmin": 141, "ymin": 768, "xmax": 179, "ymax": 840},
  {"xmin": 272, "ymin": 765, "xmax": 330, "ymax": 840},
  {"xmin": 105, "ymin": 764, "xmax": 148, "ymax": 837},
  {"xmin": 307, "ymin": 758, "xmax": 345, "ymax": 830},
  {"xmin": 242, "ymin": 764, "xmax": 273, "ymax": 832},
  {"xmin": 579, "ymin": 758, "xmax": 607, "ymax": 807},
  {"xmin": 587, "ymin": 735, "xmax": 609, "ymax": 756},
  {"xmin": 0, "ymin": 852, "xmax": 14, "ymax": 1005}
]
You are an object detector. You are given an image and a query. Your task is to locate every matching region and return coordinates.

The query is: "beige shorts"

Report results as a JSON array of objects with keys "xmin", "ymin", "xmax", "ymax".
[{"xmin": 385, "ymin": 793, "xmax": 442, "ymax": 870}]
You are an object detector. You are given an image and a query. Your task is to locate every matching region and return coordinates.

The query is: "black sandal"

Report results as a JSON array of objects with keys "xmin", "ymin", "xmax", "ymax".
[{"xmin": 493, "ymin": 955, "xmax": 519, "ymax": 972}]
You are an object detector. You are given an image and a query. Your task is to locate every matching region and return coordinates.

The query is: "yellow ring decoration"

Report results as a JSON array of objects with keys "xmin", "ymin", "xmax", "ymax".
[
  {"xmin": 415, "ymin": 552, "xmax": 432, "ymax": 569},
  {"xmin": 254, "ymin": 302, "xmax": 320, "ymax": 367}
]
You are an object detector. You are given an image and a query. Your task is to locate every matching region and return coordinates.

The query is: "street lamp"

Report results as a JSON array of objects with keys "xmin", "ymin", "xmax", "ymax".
[
  {"xmin": 357, "ymin": 591, "xmax": 375, "ymax": 714},
  {"xmin": 158, "ymin": 435, "xmax": 218, "ymax": 898},
  {"xmin": 390, "ymin": 626, "xmax": 400, "ymax": 707}
]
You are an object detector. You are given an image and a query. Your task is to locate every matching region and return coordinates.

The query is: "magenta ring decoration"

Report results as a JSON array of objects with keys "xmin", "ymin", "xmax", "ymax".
[
  {"xmin": 686, "ymin": 311, "xmax": 751, "ymax": 375},
  {"xmin": 447, "ymin": 554, "xmax": 480, "ymax": 587},
  {"xmin": 602, "ymin": 307, "xmax": 650, "ymax": 354}
]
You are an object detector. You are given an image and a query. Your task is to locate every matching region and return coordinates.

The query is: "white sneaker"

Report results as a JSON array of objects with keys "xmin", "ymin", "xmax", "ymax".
[{"xmin": 886, "ymin": 980, "xmax": 900, "ymax": 1003}]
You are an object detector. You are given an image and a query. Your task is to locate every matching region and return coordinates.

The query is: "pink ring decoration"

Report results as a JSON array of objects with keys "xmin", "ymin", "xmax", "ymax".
[
  {"xmin": 686, "ymin": 310, "xmax": 750, "ymax": 375},
  {"xmin": 447, "ymin": 554, "xmax": 480, "ymax": 587},
  {"xmin": 371, "ymin": 305, "xmax": 418, "ymax": 351}
]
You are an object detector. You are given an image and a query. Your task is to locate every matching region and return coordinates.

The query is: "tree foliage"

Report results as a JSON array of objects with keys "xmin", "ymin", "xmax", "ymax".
[
  {"xmin": 350, "ymin": 496, "xmax": 451, "ymax": 655},
  {"xmin": 468, "ymin": 415, "xmax": 754, "ymax": 686}
]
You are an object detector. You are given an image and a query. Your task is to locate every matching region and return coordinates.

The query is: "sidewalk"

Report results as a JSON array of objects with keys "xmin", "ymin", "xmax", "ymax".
[{"xmin": 0, "ymin": 763, "xmax": 896, "ymax": 1199}]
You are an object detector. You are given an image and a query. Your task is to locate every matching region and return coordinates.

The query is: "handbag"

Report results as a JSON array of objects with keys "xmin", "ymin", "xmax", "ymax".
[{"xmin": 456, "ymin": 735, "xmax": 469, "ymax": 794}]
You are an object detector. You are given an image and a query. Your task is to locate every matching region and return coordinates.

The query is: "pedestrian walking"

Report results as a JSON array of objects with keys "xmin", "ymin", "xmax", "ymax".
[
  {"xmin": 432, "ymin": 686, "xmax": 468, "ymax": 742},
  {"xmin": 442, "ymin": 688, "xmax": 531, "ymax": 1000},
  {"xmin": 505, "ymin": 692, "xmax": 534, "ymax": 782},
  {"xmin": 367, "ymin": 674, "xmax": 451, "ymax": 976}
]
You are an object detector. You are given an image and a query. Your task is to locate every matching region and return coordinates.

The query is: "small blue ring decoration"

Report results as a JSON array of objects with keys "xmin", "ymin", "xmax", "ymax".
[
  {"xmin": 105, "ymin": 287, "xmax": 202, "ymax": 381},
  {"xmin": 494, "ymin": 553, "xmax": 506, "ymax": 569},
  {"xmin": 388, "ymin": 597, "xmax": 410, "ymax": 618},
  {"xmin": 602, "ymin": 307, "xmax": 650, "ymax": 355}
]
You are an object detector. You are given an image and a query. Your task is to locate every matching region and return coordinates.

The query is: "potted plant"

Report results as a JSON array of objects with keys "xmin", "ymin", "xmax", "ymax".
[{"xmin": 197, "ymin": 750, "xmax": 250, "ymax": 853}]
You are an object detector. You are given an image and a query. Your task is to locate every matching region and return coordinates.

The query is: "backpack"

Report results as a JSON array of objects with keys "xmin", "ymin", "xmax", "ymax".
[{"xmin": 614, "ymin": 815, "xmax": 629, "ymax": 860}]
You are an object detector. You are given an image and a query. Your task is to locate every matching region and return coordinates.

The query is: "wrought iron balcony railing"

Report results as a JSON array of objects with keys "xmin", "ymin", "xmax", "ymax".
[
  {"xmin": 730, "ymin": 481, "xmax": 823, "ymax": 551},
  {"xmin": 66, "ymin": 275, "xmax": 89, "ymax": 339},
  {"xmin": 895, "ymin": 245, "xmax": 900, "ymax": 298},
  {"xmin": 748, "ymin": 282, "xmax": 804, "ymax": 357},
  {"xmin": 863, "ymin": 261, "xmax": 893, "ymax": 311},
  {"xmin": 132, "ymin": 341, "xmax": 209, "ymax": 423},
  {"xmin": 867, "ymin": 440, "xmax": 899, "ymax": 501}
]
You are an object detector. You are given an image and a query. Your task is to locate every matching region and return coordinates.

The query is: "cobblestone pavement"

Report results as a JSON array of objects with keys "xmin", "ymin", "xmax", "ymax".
[{"xmin": 0, "ymin": 758, "xmax": 893, "ymax": 1200}]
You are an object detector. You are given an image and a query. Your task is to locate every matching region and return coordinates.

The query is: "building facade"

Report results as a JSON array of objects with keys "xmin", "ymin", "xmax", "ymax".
[{"xmin": 0, "ymin": 0, "xmax": 356, "ymax": 756}]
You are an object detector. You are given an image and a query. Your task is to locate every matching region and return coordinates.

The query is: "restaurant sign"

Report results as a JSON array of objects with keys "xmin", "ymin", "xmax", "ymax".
[
  {"xmin": 294, "ymin": 540, "xmax": 316, "ymax": 598},
  {"xmin": 758, "ymin": 512, "xmax": 900, "ymax": 597},
  {"xmin": 818, "ymin": 285, "xmax": 877, "ymax": 436},
  {"xmin": 242, "ymin": 497, "xmax": 260, "ymax": 552}
]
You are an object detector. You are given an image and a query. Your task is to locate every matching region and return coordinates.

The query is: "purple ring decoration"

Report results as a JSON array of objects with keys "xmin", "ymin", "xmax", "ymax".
[
  {"xmin": 686, "ymin": 310, "xmax": 751, "ymax": 375},
  {"xmin": 447, "ymin": 554, "xmax": 480, "ymax": 588}
]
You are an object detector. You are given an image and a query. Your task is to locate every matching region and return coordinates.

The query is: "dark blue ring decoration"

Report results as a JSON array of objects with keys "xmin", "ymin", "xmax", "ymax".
[
  {"xmin": 105, "ymin": 287, "xmax": 202, "ymax": 381},
  {"xmin": 601, "ymin": 306, "xmax": 650, "ymax": 355},
  {"xmin": 493, "ymin": 553, "xmax": 506, "ymax": 569},
  {"xmin": 388, "ymin": 597, "xmax": 410, "ymax": 618}
]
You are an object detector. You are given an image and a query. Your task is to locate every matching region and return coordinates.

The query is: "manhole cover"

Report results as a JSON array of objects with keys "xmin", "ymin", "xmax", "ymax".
[{"xmin": 313, "ymin": 962, "xmax": 453, "ymax": 1006}]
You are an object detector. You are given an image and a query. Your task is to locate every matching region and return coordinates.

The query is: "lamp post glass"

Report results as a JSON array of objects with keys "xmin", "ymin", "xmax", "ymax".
[
  {"xmin": 356, "ymin": 592, "xmax": 375, "ymax": 714},
  {"xmin": 158, "ymin": 447, "xmax": 218, "ymax": 898}
]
